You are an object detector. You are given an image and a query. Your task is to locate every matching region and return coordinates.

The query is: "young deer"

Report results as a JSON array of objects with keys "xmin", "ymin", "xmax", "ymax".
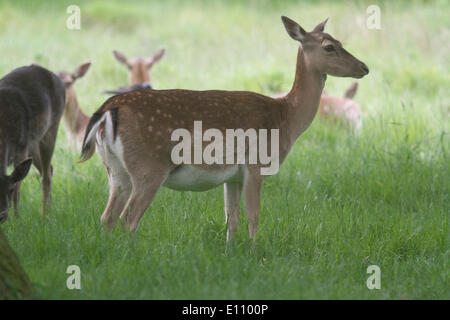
[
  {"xmin": 57, "ymin": 62, "xmax": 92, "ymax": 149},
  {"xmin": 105, "ymin": 49, "xmax": 166, "ymax": 94},
  {"xmin": 80, "ymin": 16, "xmax": 369, "ymax": 241},
  {"xmin": 319, "ymin": 82, "xmax": 362, "ymax": 131},
  {"xmin": 0, "ymin": 65, "xmax": 65, "ymax": 222}
]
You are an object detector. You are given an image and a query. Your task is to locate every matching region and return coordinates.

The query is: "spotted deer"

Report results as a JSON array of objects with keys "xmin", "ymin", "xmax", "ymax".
[
  {"xmin": 57, "ymin": 62, "xmax": 92, "ymax": 149},
  {"xmin": 319, "ymin": 82, "xmax": 362, "ymax": 131},
  {"xmin": 105, "ymin": 48, "xmax": 166, "ymax": 94},
  {"xmin": 80, "ymin": 16, "xmax": 369, "ymax": 241},
  {"xmin": 0, "ymin": 65, "xmax": 65, "ymax": 222}
]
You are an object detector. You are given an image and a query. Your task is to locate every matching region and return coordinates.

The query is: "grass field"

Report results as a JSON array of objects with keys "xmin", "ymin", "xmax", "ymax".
[{"xmin": 1, "ymin": 0, "xmax": 449, "ymax": 299}]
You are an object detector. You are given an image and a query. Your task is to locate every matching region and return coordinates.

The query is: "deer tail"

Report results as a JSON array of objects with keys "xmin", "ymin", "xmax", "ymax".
[{"xmin": 79, "ymin": 111, "xmax": 104, "ymax": 163}]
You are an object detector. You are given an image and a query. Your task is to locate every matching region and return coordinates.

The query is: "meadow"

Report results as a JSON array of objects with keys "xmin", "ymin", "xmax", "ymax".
[{"xmin": 1, "ymin": 0, "xmax": 448, "ymax": 299}]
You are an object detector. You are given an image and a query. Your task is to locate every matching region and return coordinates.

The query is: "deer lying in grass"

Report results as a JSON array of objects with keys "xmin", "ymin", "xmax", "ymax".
[
  {"xmin": 0, "ymin": 65, "xmax": 65, "ymax": 222},
  {"xmin": 57, "ymin": 62, "xmax": 91, "ymax": 149},
  {"xmin": 273, "ymin": 82, "xmax": 362, "ymax": 131},
  {"xmin": 319, "ymin": 82, "xmax": 362, "ymax": 131},
  {"xmin": 80, "ymin": 16, "xmax": 369, "ymax": 241},
  {"xmin": 105, "ymin": 49, "xmax": 166, "ymax": 94}
]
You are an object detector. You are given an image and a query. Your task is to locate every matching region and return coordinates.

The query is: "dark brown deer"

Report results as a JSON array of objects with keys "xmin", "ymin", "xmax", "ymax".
[
  {"xmin": 57, "ymin": 62, "xmax": 91, "ymax": 149},
  {"xmin": 80, "ymin": 16, "xmax": 368, "ymax": 241},
  {"xmin": 105, "ymin": 49, "xmax": 165, "ymax": 94},
  {"xmin": 0, "ymin": 65, "xmax": 65, "ymax": 222}
]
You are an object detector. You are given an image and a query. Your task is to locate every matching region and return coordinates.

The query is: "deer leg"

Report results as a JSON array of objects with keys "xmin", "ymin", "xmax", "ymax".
[
  {"xmin": 224, "ymin": 182, "xmax": 243, "ymax": 242},
  {"xmin": 119, "ymin": 166, "xmax": 169, "ymax": 233},
  {"xmin": 31, "ymin": 147, "xmax": 43, "ymax": 176},
  {"xmin": 13, "ymin": 147, "xmax": 43, "ymax": 216},
  {"xmin": 38, "ymin": 128, "xmax": 58, "ymax": 215},
  {"xmin": 97, "ymin": 138, "xmax": 133, "ymax": 229},
  {"xmin": 244, "ymin": 169, "xmax": 263, "ymax": 240},
  {"xmin": 100, "ymin": 166, "xmax": 116, "ymax": 228},
  {"xmin": 100, "ymin": 165, "xmax": 132, "ymax": 229},
  {"xmin": 12, "ymin": 151, "xmax": 29, "ymax": 216}
]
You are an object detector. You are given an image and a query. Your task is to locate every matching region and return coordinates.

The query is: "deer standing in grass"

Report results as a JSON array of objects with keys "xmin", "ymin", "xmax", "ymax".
[
  {"xmin": 80, "ymin": 16, "xmax": 369, "ymax": 241},
  {"xmin": 105, "ymin": 48, "xmax": 166, "ymax": 94},
  {"xmin": 57, "ymin": 62, "xmax": 92, "ymax": 149},
  {"xmin": 0, "ymin": 65, "xmax": 65, "ymax": 223}
]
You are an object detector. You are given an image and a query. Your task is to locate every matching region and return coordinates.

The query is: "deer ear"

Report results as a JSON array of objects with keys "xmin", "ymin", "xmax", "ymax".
[
  {"xmin": 344, "ymin": 82, "xmax": 358, "ymax": 99},
  {"xmin": 73, "ymin": 62, "xmax": 91, "ymax": 79},
  {"xmin": 152, "ymin": 48, "xmax": 166, "ymax": 62},
  {"xmin": 281, "ymin": 16, "xmax": 306, "ymax": 42},
  {"xmin": 146, "ymin": 48, "xmax": 166, "ymax": 68},
  {"xmin": 113, "ymin": 50, "xmax": 130, "ymax": 67},
  {"xmin": 10, "ymin": 159, "xmax": 32, "ymax": 183},
  {"xmin": 313, "ymin": 18, "xmax": 328, "ymax": 33}
]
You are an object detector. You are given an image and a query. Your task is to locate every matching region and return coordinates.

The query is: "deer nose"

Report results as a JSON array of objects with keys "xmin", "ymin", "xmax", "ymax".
[{"xmin": 360, "ymin": 63, "xmax": 369, "ymax": 75}]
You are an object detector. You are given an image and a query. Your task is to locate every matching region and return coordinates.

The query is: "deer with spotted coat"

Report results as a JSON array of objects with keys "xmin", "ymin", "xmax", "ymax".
[{"xmin": 80, "ymin": 16, "xmax": 369, "ymax": 241}]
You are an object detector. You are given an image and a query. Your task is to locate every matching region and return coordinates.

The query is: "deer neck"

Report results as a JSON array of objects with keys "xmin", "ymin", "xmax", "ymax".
[
  {"xmin": 63, "ymin": 89, "xmax": 85, "ymax": 134},
  {"xmin": 284, "ymin": 46, "xmax": 326, "ymax": 145},
  {"xmin": 130, "ymin": 64, "xmax": 150, "ymax": 86}
]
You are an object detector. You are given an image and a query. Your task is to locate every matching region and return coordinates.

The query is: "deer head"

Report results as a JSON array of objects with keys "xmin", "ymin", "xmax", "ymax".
[
  {"xmin": 0, "ymin": 159, "xmax": 32, "ymax": 223},
  {"xmin": 281, "ymin": 16, "xmax": 369, "ymax": 78},
  {"xmin": 112, "ymin": 48, "xmax": 165, "ymax": 86},
  {"xmin": 57, "ymin": 62, "xmax": 91, "ymax": 103}
]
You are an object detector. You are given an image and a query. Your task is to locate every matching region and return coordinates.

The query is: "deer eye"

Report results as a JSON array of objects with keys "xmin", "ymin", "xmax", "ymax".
[{"xmin": 324, "ymin": 44, "xmax": 335, "ymax": 52}]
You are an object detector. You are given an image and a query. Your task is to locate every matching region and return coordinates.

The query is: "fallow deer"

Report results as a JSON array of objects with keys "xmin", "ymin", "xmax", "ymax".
[
  {"xmin": 0, "ymin": 65, "xmax": 65, "ymax": 222},
  {"xmin": 80, "ymin": 16, "xmax": 369, "ymax": 241},
  {"xmin": 319, "ymin": 82, "xmax": 362, "ymax": 131},
  {"xmin": 57, "ymin": 62, "xmax": 91, "ymax": 149},
  {"xmin": 105, "ymin": 49, "xmax": 166, "ymax": 94}
]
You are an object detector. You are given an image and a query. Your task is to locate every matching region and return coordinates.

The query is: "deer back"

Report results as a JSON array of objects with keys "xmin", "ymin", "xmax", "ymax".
[{"xmin": 0, "ymin": 65, "xmax": 65, "ymax": 164}]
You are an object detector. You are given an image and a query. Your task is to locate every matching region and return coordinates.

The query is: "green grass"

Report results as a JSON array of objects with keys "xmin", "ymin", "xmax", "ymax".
[{"xmin": 1, "ymin": 0, "xmax": 449, "ymax": 299}]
